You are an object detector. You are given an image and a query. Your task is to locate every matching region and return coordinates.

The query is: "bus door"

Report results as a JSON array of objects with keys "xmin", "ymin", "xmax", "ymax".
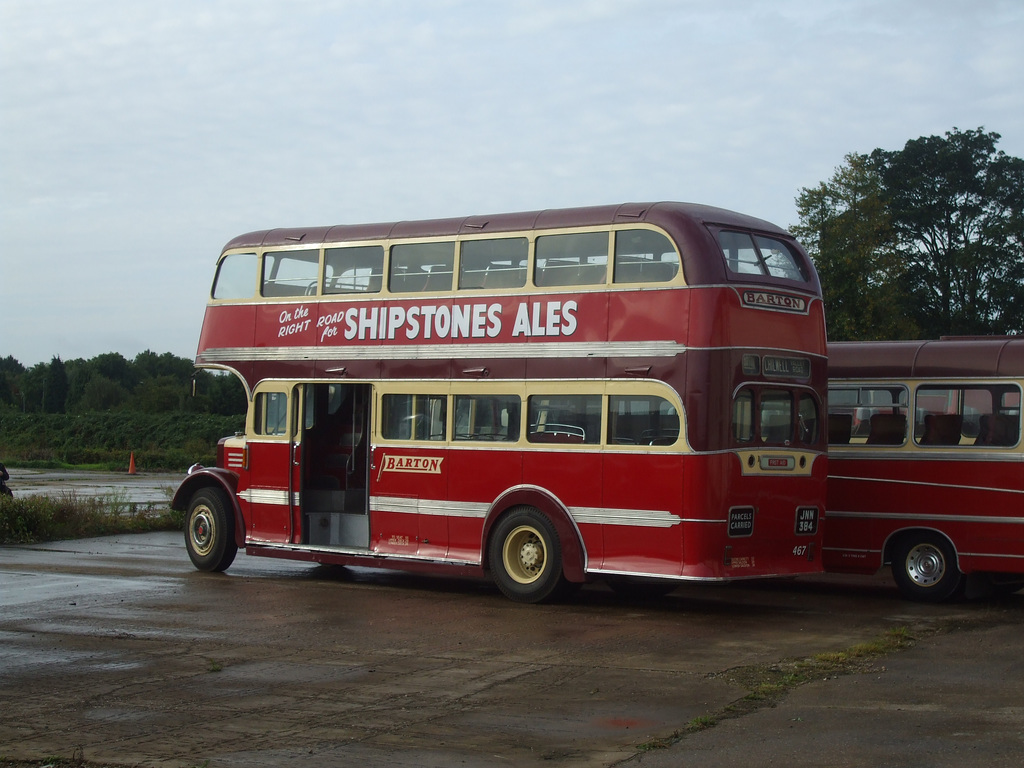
[
  {"xmin": 372, "ymin": 392, "xmax": 449, "ymax": 558},
  {"xmin": 301, "ymin": 382, "xmax": 372, "ymax": 549},
  {"xmin": 244, "ymin": 383, "xmax": 301, "ymax": 544}
]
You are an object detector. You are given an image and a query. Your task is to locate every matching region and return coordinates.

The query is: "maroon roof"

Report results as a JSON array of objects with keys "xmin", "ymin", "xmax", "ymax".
[
  {"xmin": 219, "ymin": 201, "xmax": 814, "ymax": 291},
  {"xmin": 829, "ymin": 338, "xmax": 1024, "ymax": 380}
]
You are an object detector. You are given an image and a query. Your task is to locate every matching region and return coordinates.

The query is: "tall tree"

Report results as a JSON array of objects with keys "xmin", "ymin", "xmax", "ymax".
[
  {"xmin": 0, "ymin": 356, "xmax": 25, "ymax": 407},
  {"xmin": 42, "ymin": 356, "xmax": 69, "ymax": 414},
  {"xmin": 92, "ymin": 352, "xmax": 137, "ymax": 391},
  {"xmin": 133, "ymin": 349, "xmax": 195, "ymax": 381},
  {"xmin": 871, "ymin": 128, "xmax": 1024, "ymax": 336},
  {"xmin": 795, "ymin": 128, "xmax": 1024, "ymax": 340},
  {"xmin": 793, "ymin": 153, "xmax": 915, "ymax": 340}
]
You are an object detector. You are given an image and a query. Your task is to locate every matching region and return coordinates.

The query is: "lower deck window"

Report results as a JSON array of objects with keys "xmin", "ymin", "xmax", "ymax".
[
  {"xmin": 528, "ymin": 395, "xmax": 602, "ymax": 444},
  {"xmin": 607, "ymin": 395, "xmax": 679, "ymax": 445},
  {"xmin": 733, "ymin": 387, "xmax": 819, "ymax": 446},
  {"xmin": 914, "ymin": 385, "xmax": 1021, "ymax": 447},
  {"xmin": 827, "ymin": 383, "xmax": 1023, "ymax": 448},
  {"xmin": 374, "ymin": 387, "xmax": 684, "ymax": 449},
  {"xmin": 254, "ymin": 391, "xmax": 289, "ymax": 436},
  {"xmin": 381, "ymin": 394, "xmax": 447, "ymax": 441},
  {"xmin": 454, "ymin": 395, "xmax": 521, "ymax": 441},
  {"xmin": 827, "ymin": 386, "xmax": 908, "ymax": 445}
]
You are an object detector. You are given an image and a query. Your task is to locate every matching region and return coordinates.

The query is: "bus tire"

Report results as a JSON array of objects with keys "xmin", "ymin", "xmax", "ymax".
[
  {"xmin": 489, "ymin": 506, "xmax": 565, "ymax": 603},
  {"xmin": 185, "ymin": 488, "xmax": 238, "ymax": 572},
  {"xmin": 891, "ymin": 532, "xmax": 962, "ymax": 603}
]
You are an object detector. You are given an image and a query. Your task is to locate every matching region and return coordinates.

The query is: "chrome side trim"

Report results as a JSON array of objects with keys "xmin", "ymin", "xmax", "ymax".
[
  {"xmin": 199, "ymin": 340, "xmax": 685, "ymax": 363},
  {"xmin": 827, "ymin": 509, "xmax": 1024, "ymax": 525},
  {"xmin": 828, "ymin": 474, "xmax": 1024, "ymax": 496},
  {"xmin": 369, "ymin": 495, "xmax": 681, "ymax": 528},
  {"xmin": 237, "ymin": 488, "xmax": 298, "ymax": 505}
]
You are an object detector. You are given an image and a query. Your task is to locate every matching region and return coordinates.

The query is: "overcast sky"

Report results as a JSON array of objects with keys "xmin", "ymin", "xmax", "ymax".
[{"xmin": 2, "ymin": 0, "xmax": 1022, "ymax": 367}]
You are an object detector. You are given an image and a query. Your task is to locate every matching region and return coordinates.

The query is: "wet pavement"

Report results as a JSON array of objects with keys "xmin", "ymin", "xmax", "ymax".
[
  {"xmin": 1, "ymin": 527, "xmax": 1023, "ymax": 767},
  {"xmin": 3, "ymin": 468, "xmax": 182, "ymax": 505}
]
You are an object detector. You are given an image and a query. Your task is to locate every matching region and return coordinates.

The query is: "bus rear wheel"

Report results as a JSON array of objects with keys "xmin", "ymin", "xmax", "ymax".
[
  {"xmin": 185, "ymin": 488, "xmax": 238, "ymax": 572},
  {"xmin": 891, "ymin": 532, "xmax": 962, "ymax": 602},
  {"xmin": 489, "ymin": 506, "xmax": 565, "ymax": 603}
]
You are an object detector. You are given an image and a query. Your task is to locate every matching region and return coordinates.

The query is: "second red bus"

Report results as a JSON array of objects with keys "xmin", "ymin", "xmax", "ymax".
[{"xmin": 826, "ymin": 337, "xmax": 1024, "ymax": 601}]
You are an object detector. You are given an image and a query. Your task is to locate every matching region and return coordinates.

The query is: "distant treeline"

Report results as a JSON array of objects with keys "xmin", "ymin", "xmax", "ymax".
[
  {"xmin": 0, "ymin": 351, "xmax": 245, "ymax": 471},
  {"xmin": 0, "ymin": 350, "xmax": 244, "ymax": 416}
]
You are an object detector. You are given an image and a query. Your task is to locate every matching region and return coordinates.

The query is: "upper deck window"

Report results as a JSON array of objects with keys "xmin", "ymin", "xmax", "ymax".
[
  {"xmin": 212, "ymin": 252, "xmax": 258, "ymax": 299},
  {"xmin": 390, "ymin": 242, "xmax": 455, "ymax": 293},
  {"xmin": 719, "ymin": 231, "xmax": 807, "ymax": 282},
  {"xmin": 262, "ymin": 249, "xmax": 320, "ymax": 297},
  {"xmin": 613, "ymin": 230, "xmax": 680, "ymax": 284},
  {"xmin": 324, "ymin": 245, "xmax": 384, "ymax": 295},
  {"xmin": 534, "ymin": 232, "xmax": 608, "ymax": 287},
  {"xmin": 459, "ymin": 238, "xmax": 528, "ymax": 290}
]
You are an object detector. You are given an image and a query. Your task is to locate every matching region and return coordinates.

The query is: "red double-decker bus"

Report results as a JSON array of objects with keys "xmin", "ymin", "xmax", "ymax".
[
  {"xmin": 172, "ymin": 202, "xmax": 827, "ymax": 602},
  {"xmin": 826, "ymin": 337, "xmax": 1024, "ymax": 601}
]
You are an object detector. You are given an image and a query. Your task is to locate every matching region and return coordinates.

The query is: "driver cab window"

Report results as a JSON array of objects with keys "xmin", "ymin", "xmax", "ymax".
[{"xmin": 254, "ymin": 391, "xmax": 289, "ymax": 436}]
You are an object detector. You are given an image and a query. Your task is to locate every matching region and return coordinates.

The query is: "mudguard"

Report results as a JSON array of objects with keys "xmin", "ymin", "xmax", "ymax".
[
  {"xmin": 482, "ymin": 485, "xmax": 587, "ymax": 582},
  {"xmin": 172, "ymin": 466, "xmax": 245, "ymax": 548}
]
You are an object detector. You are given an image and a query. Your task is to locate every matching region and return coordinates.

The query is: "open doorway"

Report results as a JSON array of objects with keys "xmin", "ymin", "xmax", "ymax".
[{"xmin": 302, "ymin": 382, "xmax": 371, "ymax": 549}]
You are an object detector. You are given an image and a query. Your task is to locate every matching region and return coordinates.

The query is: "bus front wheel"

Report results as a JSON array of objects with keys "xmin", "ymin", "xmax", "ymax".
[
  {"xmin": 891, "ymin": 532, "xmax": 962, "ymax": 602},
  {"xmin": 185, "ymin": 488, "xmax": 238, "ymax": 572},
  {"xmin": 489, "ymin": 506, "xmax": 565, "ymax": 603}
]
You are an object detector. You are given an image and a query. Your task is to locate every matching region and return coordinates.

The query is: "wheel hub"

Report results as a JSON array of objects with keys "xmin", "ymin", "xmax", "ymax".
[
  {"xmin": 503, "ymin": 525, "xmax": 547, "ymax": 583},
  {"xmin": 190, "ymin": 510, "xmax": 214, "ymax": 555},
  {"xmin": 519, "ymin": 540, "xmax": 542, "ymax": 572},
  {"xmin": 906, "ymin": 544, "xmax": 944, "ymax": 587}
]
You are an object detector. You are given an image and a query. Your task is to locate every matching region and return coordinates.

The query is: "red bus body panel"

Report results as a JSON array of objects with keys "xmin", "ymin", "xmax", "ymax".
[
  {"xmin": 826, "ymin": 455, "xmax": 1024, "ymax": 575},
  {"xmin": 177, "ymin": 202, "xmax": 828, "ymax": 591},
  {"xmin": 826, "ymin": 338, "xmax": 1024, "ymax": 579}
]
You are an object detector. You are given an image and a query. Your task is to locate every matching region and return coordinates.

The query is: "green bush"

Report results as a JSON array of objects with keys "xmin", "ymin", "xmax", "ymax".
[
  {"xmin": 0, "ymin": 491, "xmax": 183, "ymax": 545},
  {"xmin": 0, "ymin": 410, "xmax": 243, "ymax": 472}
]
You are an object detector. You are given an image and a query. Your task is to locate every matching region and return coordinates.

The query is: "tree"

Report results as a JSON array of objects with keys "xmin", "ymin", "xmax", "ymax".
[
  {"xmin": 0, "ymin": 356, "xmax": 25, "ymax": 408},
  {"xmin": 194, "ymin": 369, "xmax": 247, "ymax": 416},
  {"xmin": 795, "ymin": 128, "xmax": 1024, "ymax": 340},
  {"xmin": 92, "ymin": 352, "xmax": 137, "ymax": 392},
  {"xmin": 2, "ymin": 350, "xmax": 247, "ymax": 416},
  {"xmin": 871, "ymin": 128, "xmax": 1024, "ymax": 336},
  {"xmin": 793, "ymin": 153, "xmax": 916, "ymax": 340},
  {"xmin": 130, "ymin": 375, "xmax": 186, "ymax": 412},
  {"xmin": 133, "ymin": 350, "xmax": 195, "ymax": 381},
  {"xmin": 78, "ymin": 374, "xmax": 129, "ymax": 411},
  {"xmin": 42, "ymin": 356, "xmax": 69, "ymax": 414}
]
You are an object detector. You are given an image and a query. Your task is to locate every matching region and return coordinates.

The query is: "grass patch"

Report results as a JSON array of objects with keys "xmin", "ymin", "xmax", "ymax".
[
  {"xmin": 0, "ymin": 491, "xmax": 183, "ymax": 544},
  {"xmin": 0, "ymin": 745, "xmax": 139, "ymax": 768},
  {"xmin": 637, "ymin": 626, "xmax": 917, "ymax": 751},
  {"xmin": 0, "ymin": 758, "xmax": 203, "ymax": 768}
]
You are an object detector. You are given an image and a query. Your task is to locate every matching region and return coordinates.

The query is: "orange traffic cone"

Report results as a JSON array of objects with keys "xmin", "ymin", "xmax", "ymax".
[{"xmin": 128, "ymin": 452, "xmax": 137, "ymax": 475}]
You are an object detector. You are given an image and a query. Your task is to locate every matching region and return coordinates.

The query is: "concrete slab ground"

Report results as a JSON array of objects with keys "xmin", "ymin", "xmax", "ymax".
[
  {"xmin": 1, "ymin": 530, "xmax": 1022, "ymax": 767},
  {"xmin": 628, "ymin": 620, "xmax": 1024, "ymax": 768}
]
